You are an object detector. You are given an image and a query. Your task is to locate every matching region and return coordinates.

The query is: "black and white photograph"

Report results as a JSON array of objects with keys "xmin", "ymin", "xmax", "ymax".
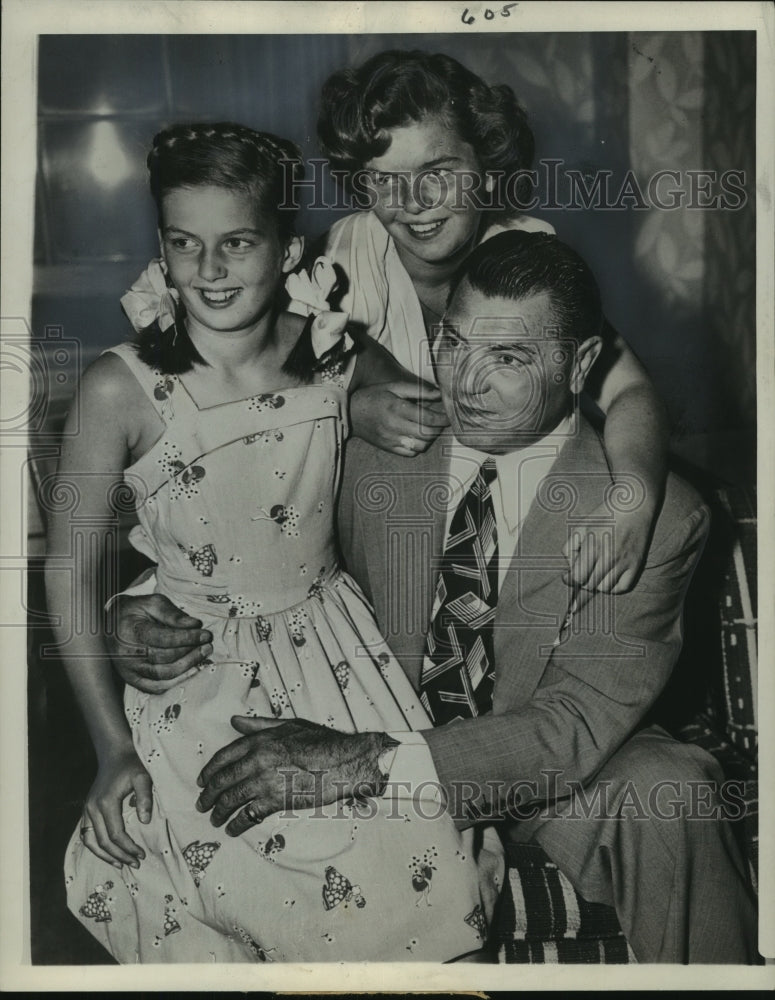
[{"xmin": 2, "ymin": 0, "xmax": 773, "ymax": 990}]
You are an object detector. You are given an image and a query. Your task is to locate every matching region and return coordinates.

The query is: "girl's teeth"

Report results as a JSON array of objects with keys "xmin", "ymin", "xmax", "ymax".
[
  {"xmin": 201, "ymin": 289, "xmax": 238, "ymax": 302},
  {"xmin": 409, "ymin": 221, "xmax": 443, "ymax": 234}
]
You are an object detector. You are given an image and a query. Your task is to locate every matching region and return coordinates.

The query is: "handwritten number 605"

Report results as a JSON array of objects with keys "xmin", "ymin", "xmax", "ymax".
[{"xmin": 461, "ymin": 3, "xmax": 517, "ymax": 25}]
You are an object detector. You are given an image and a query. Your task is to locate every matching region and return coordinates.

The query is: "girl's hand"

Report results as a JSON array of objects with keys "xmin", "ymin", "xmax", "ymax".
[
  {"xmin": 563, "ymin": 499, "xmax": 657, "ymax": 596},
  {"xmin": 80, "ymin": 747, "xmax": 153, "ymax": 869},
  {"xmin": 350, "ymin": 380, "xmax": 449, "ymax": 457}
]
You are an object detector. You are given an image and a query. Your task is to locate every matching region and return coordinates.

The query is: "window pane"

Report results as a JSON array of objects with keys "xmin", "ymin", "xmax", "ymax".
[
  {"xmin": 41, "ymin": 121, "xmax": 158, "ymax": 262},
  {"xmin": 38, "ymin": 36, "xmax": 166, "ymax": 115},
  {"xmin": 166, "ymin": 36, "xmax": 239, "ymax": 118}
]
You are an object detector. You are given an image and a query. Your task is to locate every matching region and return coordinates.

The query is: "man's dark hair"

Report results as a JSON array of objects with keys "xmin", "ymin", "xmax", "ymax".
[
  {"xmin": 451, "ymin": 230, "xmax": 604, "ymax": 344},
  {"xmin": 317, "ymin": 49, "xmax": 535, "ymax": 207}
]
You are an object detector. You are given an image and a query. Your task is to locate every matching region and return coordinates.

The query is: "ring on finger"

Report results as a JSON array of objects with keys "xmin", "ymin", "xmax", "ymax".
[
  {"xmin": 245, "ymin": 801, "xmax": 262, "ymax": 824},
  {"xmin": 80, "ymin": 825, "xmax": 93, "ymax": 839}
]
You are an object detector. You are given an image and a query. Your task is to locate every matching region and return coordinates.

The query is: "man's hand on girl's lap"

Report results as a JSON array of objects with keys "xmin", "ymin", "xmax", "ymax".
[
  {"xmin": 106, "ymin": 592, "xmax": 212, "ymax": 694},
  {"xmin": 195, "ymin": 716, "xmax": 393, "ymax": 836}
]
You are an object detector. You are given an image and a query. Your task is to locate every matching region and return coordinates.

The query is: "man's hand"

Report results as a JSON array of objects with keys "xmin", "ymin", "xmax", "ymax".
[
  {"xmin": 196, "ymin": 716, "xmax": 394, "ymax": 836},
  {"xmin": 106, "ymin": 593, "xmax": 213, "ymax": 694},
  {"xmin": 350, "ymin": 380, "xmax": 449, "ymax": 457}
]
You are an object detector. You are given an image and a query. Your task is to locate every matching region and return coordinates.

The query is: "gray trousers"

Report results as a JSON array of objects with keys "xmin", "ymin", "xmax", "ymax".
[{"xmin": 509, "ymin": 726, "xmax": 758, "ymax": 963}]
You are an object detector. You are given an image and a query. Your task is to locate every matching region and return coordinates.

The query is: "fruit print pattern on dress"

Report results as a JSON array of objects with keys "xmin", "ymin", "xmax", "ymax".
[
  {"xmin": 255, "ymin": 616, "xmax": 273, "ymax": 643},
  {"xmin": 163, "ymin": 894, "xmax": 181, "ymax": 936},
  {"xmin": 333, "ymin": 661, "xmax": 350, "ymax": 692},
  {"xmin": 257, "ymin": 833, "xmax": 286, "ymax": 862},
  {"xmin": 240, "ymin": 661, "xmax": 262, "ymax": 687},
  {"xmin": 153, "ymin": 702, "xmax": 182, "ymax": 736},
  {"xmin": 153, "ymin": 375, "xmax": 176, "ymax": 402},
  {"xmin": 268, "ymin": 685, "xmax": 291, "ymax": 718},
  {"xmin": 158, "ymin": 441, "xmax": 207, "ymax": 501},
  {"xmin": 409, "ymin": 846, "xmax": 439, "ymax": 906},
  {"xmin": 247, "ymin": 392, "xmax": 285, "ymax": 413},
  {"xmin": 307, "ymin": 566, "xmax": 327, "ymax": 601},
  {"xmin": 321, "ymin": 866, "xmax": 366, "ymax": 911},
  {"xmin": 182, "ymin": 840, "xmax": 220, "ymax": 887},
  {"xmin": 179, "ymin": 542, "xmax": 217, "ymax": 577},
  {"xmin": 251, "ymin": 503, "xmax": 300, "ymax": 538},
  {"xmin": 79, "ymin": 881, "xmax": 114, "ymax": 923}
]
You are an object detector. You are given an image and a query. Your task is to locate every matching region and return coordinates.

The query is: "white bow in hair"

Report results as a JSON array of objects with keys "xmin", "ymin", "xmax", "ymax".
[
  {"xmin": 285, "ymin": 256, "xmax": 354, "ymax": 359},
  {"xmin": 120, "ymin": 259, "xmax": 179, "ymax": 333}
]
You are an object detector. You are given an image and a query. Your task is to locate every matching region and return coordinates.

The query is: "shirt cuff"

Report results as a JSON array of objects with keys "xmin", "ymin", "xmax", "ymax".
[
  {"xmin": 105, "ymin": 568, "xmax": 157, "ymax": 613},
  {"xmin": 381, "ymin": 730, "xmax": 444, "ymax": 805}
]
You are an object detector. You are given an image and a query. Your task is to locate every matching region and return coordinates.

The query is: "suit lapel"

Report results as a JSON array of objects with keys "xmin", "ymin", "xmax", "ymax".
[
  {"xmin": 494, "ymin": 418, "xmax": 610, "ymax": 709},
  {"xmin": 347, "ymin": 419, "xmax": 609, "ymax": 702},
  {"xmin": 354, "ymin": 433, "xmax": 451, "ymax": 689}
]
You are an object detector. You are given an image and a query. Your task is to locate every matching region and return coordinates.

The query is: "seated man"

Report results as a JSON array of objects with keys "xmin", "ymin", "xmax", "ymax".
[{"xmin": 108, "ymin": 231, "xmax": 757, "ymax": 963}]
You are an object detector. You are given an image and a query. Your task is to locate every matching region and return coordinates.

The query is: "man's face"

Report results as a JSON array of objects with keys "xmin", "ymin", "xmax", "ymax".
[{"xmin": 433, "ymin": 284, "xmax": 579, "ymax": 454}]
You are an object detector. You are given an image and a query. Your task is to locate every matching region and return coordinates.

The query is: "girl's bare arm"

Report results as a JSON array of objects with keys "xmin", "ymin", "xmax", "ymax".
[
  {"xmin": 44, "ymin": 354, "xmax": 154, "ymax": 868},
  {"xmin": 570, "ymin": 321, "xmax": 670, "ymax": 593}
]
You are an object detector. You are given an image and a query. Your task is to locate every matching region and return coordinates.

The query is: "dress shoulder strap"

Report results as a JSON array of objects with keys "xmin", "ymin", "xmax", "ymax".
[{"xmin": 101, "ymin": 342, "xmax": 184, "ymax": 422}]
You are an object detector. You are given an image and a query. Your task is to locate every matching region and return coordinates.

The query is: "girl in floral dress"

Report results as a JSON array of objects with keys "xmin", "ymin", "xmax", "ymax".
[{"xmin": 46, "ymin": 123, "xmax": 503, "ymax": 963}]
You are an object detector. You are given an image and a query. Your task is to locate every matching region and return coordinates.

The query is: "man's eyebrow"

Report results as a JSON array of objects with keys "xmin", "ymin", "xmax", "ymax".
[{"xmin": 486, "ymin": 341, "xmax": 537, "ymax": 354}]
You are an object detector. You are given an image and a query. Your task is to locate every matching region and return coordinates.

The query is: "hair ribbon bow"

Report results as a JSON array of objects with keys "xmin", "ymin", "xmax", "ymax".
[
  {"xmin": 120, "ymin": 259, "xmax": 180, "ymax": 334},
  {"xmin": 285, "ymin": 257, "xmax": 354, "ymax": 359}
]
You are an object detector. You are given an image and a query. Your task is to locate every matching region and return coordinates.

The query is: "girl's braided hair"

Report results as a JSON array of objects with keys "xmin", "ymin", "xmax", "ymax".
[
  {"xmin": 137, "ymin": 122, "xmax": 305, "ymax": 374},
  {"xmin": 147, "ymin": 122, "xmax": 304, "ymax": 240}
]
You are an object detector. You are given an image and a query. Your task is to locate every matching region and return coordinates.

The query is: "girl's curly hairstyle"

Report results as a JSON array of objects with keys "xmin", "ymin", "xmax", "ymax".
[
  {"xmin": 317, "ymin": 49, "xmax": 535, "ymax": 210},
  {"xmin": 136, "ymin": 122, "xmax": 304, "ymax": 374}
]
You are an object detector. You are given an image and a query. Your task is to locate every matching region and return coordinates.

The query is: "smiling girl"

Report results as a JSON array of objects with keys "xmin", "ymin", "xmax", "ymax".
[{"xmin": 46, "ymin": 123, "xmax": 503, "ymax": 963}]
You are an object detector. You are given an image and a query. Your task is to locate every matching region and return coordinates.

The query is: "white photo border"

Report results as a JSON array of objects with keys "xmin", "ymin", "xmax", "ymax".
[{"xmin": 2, "ymin": 0, "xmax": 773, "ymax": 991}]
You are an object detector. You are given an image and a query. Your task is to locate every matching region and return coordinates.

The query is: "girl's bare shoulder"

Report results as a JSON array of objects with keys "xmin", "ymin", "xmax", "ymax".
[
  {"xmin": 79, "ymin": 349, "xmax": 139, "ymax": 398},
  {"xmin": 76, "ymin": 347, "xmax": 156, "ymax": 428}
]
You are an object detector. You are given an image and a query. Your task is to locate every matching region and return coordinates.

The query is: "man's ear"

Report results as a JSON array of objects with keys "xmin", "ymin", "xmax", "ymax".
[
  {"xmin": 282, "ymin": 235, "xmax": 304, "ymax": 274},
  {"xmin": 570, "ymin": 335, "xmax": 603, "ymax": 395}
]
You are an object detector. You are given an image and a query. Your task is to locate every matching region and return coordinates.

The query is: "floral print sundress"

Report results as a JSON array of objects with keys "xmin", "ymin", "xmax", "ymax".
[{"xmin": 64, "ymin": 341, "xmax": 504, "ymax": 963}]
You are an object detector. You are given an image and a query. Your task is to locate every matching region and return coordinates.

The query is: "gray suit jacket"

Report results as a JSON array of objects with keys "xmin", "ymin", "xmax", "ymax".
[{"xmin": 337, "ymin": 417, "xmax": 709, "ymax": 826}]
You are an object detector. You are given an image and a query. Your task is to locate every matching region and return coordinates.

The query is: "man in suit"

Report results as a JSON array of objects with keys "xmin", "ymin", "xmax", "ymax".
[{"xmin": 108, "ymin": 231, "xmax": 757, "ymax": 962}]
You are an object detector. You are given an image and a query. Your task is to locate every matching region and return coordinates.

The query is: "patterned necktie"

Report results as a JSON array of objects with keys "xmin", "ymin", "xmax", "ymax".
[{"xmin": 420, "ymin": 458, "xmax": 499, "ymax": 724}]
